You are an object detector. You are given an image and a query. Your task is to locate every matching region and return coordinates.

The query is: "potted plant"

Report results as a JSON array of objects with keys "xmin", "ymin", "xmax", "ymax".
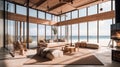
[{"xmin": 52, "ymin": 27, "xmax": 58, "ymax": 40}]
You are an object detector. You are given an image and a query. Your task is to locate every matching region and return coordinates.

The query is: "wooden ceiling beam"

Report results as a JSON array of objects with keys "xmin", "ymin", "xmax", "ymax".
[
  {"xmin": 58, "ymin": 0, "xmax": 108, "ymax": 16},
  {"xmin": 76, "ymin": 0, "xmax": 108, "ymax": 9},
  {"xmin": 48, "ymin": 3, "xmax": 66, "ymax": 11},
  {"xmin": 76, "ymin": 0, "xmax": 99, "ymax": 9},
  {"xmin": 54, "ymin": 11, "xmax": 115, "ymax": 26},
  {"xmin": 32, "ymin": 0, "xmax": 47, "ymax": 8}
]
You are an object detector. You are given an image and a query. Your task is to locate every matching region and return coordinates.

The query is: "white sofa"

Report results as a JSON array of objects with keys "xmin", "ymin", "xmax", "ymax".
[{"xmin": 46, "ymin": 42, "xmax": 68, "ymax": 48}]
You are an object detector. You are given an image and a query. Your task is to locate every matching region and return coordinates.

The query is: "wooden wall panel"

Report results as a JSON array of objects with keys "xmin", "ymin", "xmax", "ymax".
[{"xmin": 6, "ymin": 11, "xmax": 56, "ymax": 25}]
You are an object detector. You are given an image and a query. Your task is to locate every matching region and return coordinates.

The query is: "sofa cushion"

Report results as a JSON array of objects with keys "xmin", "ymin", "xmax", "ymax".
[
  {"xmin": 86, "ymin": 43, "xmax": 99, "ymax": 49},
  {"xmin": 75, "ymin": 42, "xmax": 99, "ymax": 49}
]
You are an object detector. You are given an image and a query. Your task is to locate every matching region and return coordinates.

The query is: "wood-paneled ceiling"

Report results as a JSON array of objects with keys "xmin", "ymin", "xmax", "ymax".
[{"xmin": 8, "ymin": 0, "xmax": 108, "ymax": 15}]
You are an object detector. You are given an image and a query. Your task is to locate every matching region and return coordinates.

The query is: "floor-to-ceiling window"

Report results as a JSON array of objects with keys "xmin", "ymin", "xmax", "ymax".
[
  {"xmin": 79, "ymin": 23, "xmax": 87, "ymax": 42},
  {"xmin": 99, "ymin": 19, "xmax": 112, "ymax": 46},
  {"xmin": 98, "ymin": 1, "xmax": 113, "ymax": 46},
  {"xmin": 16, "ymin": 4, "xmax": 27, "ymax": 47},
  {"xmin": 29, "ymin": 23, "xmax": 37, "ymax": 48},
  {"xmin": 38, "ymin": 25, "xmax": 45, "ymax": 40},
  {"xmin": 46, "ymin": 25, "xmax": 51, "ymax": 40},
  {"xmin": 58, "ymin": 26, "xmax": 61, "ymax": 39},
  {"xmin": 79, "ymin": 8, "xmax": 87, "ymax": 42},
  {"xmin": 71, "ymin": 10, "xmax": 78, "ymax": 43},
  {"xmin": 88, "ymin": 5, "xmax": 97, "ymax": 43},
  {"xmin": 61, "ymin": 26, "xmax": 65, "ymax": 39},
  {"xmin": 7, "ymin": 20, "xmax": 15, "ymax": 50},
  {"xmin": 88, "ymin": 21, "xmax": 97, "ymax": 43},
  {"xmin": 4, "ymin": 2, "xmax": 15, "ymax": 50},
  {"xmin": 72, "ymin": 24, "xmax": 78, "ymax": 43},
  {"xmin": 65, "ymin": 13, "xmax": 70, "ymax": 42},
  {"xmin": 29, "ymin": 8, "xmax": 37, "ymax": 48},
  {"xmin": 68, "ymin": 25, "xmax": 72, "ymax": 43}
]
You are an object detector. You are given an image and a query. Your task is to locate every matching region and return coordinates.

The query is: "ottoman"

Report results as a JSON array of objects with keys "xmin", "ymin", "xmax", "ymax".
[
  {"xmin": 37, "ymin": 47, "xmax": 63, "ymax": 60},
  {"xmin": 46, "ymin": 49, "xmax": 63, "ymax": 60}
]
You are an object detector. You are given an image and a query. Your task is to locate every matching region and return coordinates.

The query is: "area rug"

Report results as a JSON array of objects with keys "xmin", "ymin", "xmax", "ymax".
[{"xmin": 24, "ymin": 51, "xmax": 103, "ymax": 65}]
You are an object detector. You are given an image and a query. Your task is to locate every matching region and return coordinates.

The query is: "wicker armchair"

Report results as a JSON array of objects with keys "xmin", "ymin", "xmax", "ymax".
[
  {"xmin": 38, "ymin": 40, "xmax": 48, "ymax": 47},
  {"xmin": 13, "ymin": 41, "xmax": 26, "ymax": 55}
]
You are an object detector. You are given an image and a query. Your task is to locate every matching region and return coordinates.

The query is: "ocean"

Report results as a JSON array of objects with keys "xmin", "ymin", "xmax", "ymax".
[
  {"xmin": 30, "ymin": 36, "xmax": 110, "ymax": 40},
  {"xmin": 30, "ymin": 36, "xmax": 113, "ymax": 46}
]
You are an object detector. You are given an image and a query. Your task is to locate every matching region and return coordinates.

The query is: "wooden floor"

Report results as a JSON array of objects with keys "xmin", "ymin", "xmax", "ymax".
[{"xmin": 0, "ymin": 47, "xmax": 120, "ymax": 67}]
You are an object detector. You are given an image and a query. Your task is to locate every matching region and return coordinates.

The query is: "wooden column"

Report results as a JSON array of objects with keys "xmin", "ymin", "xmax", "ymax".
[
  {"xmin": 20, "ymin": 21, "xmax": 22, "ymax": 41},
  {"xmin": 51, "ymin": 15, "xmax": 53, "ymax": 39},
  {"xmin": 3, "ymin": 0, "xmax": 6, "ymax": 48},
  {"xmin": 16, "ymin": 21, "xmax": 18, "ymax": 40},
  {"xmin": 97, "ymin": 4, "xmax": 99, "ymax": 43},
  {"xmin": 15, "ymin": 4, "xmax": 17, "ymax": 41},
  {"xmin": 37, "ymin": 10, "xmax": 39, "ymax": 45},
  {"xmin": 111, "ymin": 0, "xmax": 114, "ymax": 46},
  {"xmin": 23, "ymin": 22, "xmax": 25, "ymax": 41},
  {"xmin": 78, "ymin": 10, "xmax": 80, "ymax": 42},
  {"xmin": 60, "ymin": 16, "xmax": 62, "ymax": 39},
  {"xmin": 86, "ymin": 7, "xmax": 89, "ymax": 42},
  {"xmin": 26, "ymin": 0, "xmax": 29, "ymax": 49},
  {"xmin": 70, "ymin": 12, "xmax": 72, "ymax": 44},
  {"xmin": 45, "ymin": 12, "xmax": 46, "ymax": 40}
]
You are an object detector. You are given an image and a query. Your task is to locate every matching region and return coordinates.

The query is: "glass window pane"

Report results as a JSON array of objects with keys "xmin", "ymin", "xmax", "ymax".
[
  {"xmin": 88, "ymin": 21, "xmax": 97, "ymax": 43},
  {"xmin": 58, "ymin": 26, "xmax": 61, "ymax": 39},
  {"xmin": 72, "ymin": 24, "xmax": 78, "ymax": 43},
  {"xmin": 61, "ymin": 15, "xmax": 65, "ymax": 21},
  {"xmin": 16, "ymin": 5, "xmax": 26, "ymax": 15},
  {"xmin": 52, "ymin": 15, "xmax": 57, "ymax": 22},
  {"xmin": 61, "ymin": 26, "xmax": 65, "ymax": 38},
  {"xmin": 72, "ymin": 10, "xmax": 78, "ymax": 19},
  {"xmin": 99, "ymin": 1, "xmax": 111, "ymax": 13},
  {"xmin": 80, "ymin": 23, "xmax": 87, "ymax": 42},
  {"xmin": 38, "ymin": 11, "xmax": 45, "ymax": 19},
  {"xmin": 99, "ymin": 19, "xmax": 112, "ymax": 46},
  {"xmin": 57, "ymin": 16, "xmax": 60, "ymax": 22},
  {"xmin": 68, "ymin": 25, "xmax": 71, "ymax": 43},
  {"xmin": 29, "ymin": 23, "xmax": 37, "ymax": 47},
  {"xmin": 46, "ymin": 25, "xmax": 51, "ymax": 39},
  {"xmin": 66, "ymin": 13, "xmax": 70, "ymax": 20},
  {"xmin": 113, "ymin": 0, "xmax": 115, "ymax": 10},
  {"xmin": 29, "ymin": 8, "xmax": 37, "ymax": 17},
  {"xmin": 8, "ymin": 3, "xmax": 14, "ymax": 13},
  {"xmin": 38, "ymin": 25, "xmax": 45, "ymax": 40},
  {"xmin": 46, "ymin": 13, "xmax": 51, "ymax": 20},
  {"xmin": 7, "ymin": 20, "xmax": 15, "ymax": 50},
  {"xmin": 79, "ymin": 8, "xmax": 86, "ymax": 17},
  {"xmin": 88, "ymin": 5, "xmax": 97, "ymax": 15}
]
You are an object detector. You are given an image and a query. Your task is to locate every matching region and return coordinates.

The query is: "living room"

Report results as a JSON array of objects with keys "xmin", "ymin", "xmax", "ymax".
[{"xmin": 0, "ymin": 0, "xmax": 120, "ymax": 67}]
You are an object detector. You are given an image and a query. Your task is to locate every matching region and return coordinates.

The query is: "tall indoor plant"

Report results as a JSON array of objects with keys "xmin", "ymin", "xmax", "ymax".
[{"xmin": 52, "ymin": 27, "xmax": 58, "ymax": 40}]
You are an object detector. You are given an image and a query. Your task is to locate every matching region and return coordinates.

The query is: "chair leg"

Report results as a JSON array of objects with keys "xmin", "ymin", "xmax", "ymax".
[{"xmin": 19, "ymin": 50, "xmax": 24, "ymax": 55}]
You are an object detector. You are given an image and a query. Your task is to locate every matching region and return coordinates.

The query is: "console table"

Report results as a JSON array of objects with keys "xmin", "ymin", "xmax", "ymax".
[{"xmin": 112, "ymin": 49, "xmax": 120, "ymax": 62}]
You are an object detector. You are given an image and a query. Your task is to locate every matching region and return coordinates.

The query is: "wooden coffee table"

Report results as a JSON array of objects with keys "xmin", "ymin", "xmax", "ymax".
[{"xmin": 62, "ymin": 46, "xmax": 76, "ymax": 53}]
